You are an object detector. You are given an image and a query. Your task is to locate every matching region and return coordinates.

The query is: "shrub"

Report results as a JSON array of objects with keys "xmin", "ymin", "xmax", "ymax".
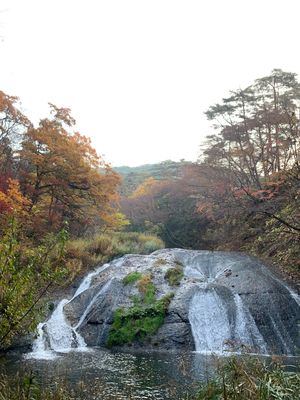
[
  {"xmin": 0, "ymin": 372, "xmax": 76, "ymax": 400},
  {"xmin": 64, "ymin": 231, "xmax": 164, "ymax": 277},
  {"xmin": 0, "ymin": 219, "xmax": 68, "ymax": 348},
  {"xmin": 137, "ymin": 274, "xmax": 156, "ymax": 304},
  {"xmin": 122, "ymin": 271, "xmax": 142, "ymax": 285},
  {"xmin": 165, "ymin": 265, "xmax": 183, "ymax": 286}
]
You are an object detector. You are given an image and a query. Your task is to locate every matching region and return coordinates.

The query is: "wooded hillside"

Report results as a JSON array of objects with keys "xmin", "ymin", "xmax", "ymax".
[{"xmin": 120, "ymin": 69, "xmax": 300, "ymax": 288}]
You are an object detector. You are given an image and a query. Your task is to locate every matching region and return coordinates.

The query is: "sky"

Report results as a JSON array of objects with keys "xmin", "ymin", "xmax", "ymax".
[{"xmin": 0, "ymin": 0, "xmax": 300, "ymax": 167}]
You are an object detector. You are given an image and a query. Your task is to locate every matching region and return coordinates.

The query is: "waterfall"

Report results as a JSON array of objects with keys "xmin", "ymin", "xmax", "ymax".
[
  {"xmin": 189, "ymin": 289, "xmax": 268, "ymax": 355},
  {"xmin": 188, "ymin": 289, "xmax": 231, "ymax": 354},
  {"xmin": 233, "ymin": 294, "xmax": 267, "ymax": 353},
  {"xmin": 75, "ymin": 279, "xmax": 113, "ymax": 330},
  {"xmin": 25, "ymin": 250, "xmax": 299, "ymax": 358},
  {"xmin": 26, "ymin": 263, "xmax": 110, "ymax": 359}
]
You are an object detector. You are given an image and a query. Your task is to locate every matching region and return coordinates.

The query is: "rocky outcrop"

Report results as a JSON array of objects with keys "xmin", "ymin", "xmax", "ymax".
[{"xmin": 62, "ymin": 249, "xmax": 300, "ymax": 355}]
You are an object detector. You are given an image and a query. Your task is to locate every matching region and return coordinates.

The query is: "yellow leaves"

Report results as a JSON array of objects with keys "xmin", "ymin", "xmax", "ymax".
[
  {"xmin": 0, "ymin": 179, "xmax": 31, "ymax": 215},
  {"xmin": 101, "ymin": 212, "xmax": 130, "ymax": 231},
  {"xmin": 129, "ymin": 177, "xmax": 164, "ymax": 199}
]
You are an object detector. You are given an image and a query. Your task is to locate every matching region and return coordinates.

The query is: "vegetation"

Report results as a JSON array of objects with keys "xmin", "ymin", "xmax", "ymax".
[
  {"xmin": 122, "ymin": 271, "xmax": 142, "ymax": 285},
  {"xmin": 0, "ymin": 372, "xmax": 76, "ymax": 400},
  {"xmin": 165, "ymin": 264, "xmax": 184, "ymax": 286},
  {"xmin": 1, "ymin": 70, "xmax": 300, "ymax": 398},
  {"xmin": 107, "ymin": 293, "xmax": 173, "ymax": 347},
  {"xmin": 119, "ymin": 69, "xmax": 300, "ymax": 285},
  {"xmin": 0, "ymin": 89, "xmax": 164, "ymax": 350},
  {"xmin": 65, "ymin": 232, "xmax": 164, "ymax": 279},
  {"xmin": 1, "ymin": 357, "xmax": 299, "ymax": 400},
  {"xmin": 0, "ymin": 219, "xmax": 68, "ymax": 347},
  {"xmin": 194, "ymin": 357, "xmax": 300, "ymax": 400},
  {"xmin": 107, "ymin": 272, "xmax": 173, "ymax": 347},
  {"xmin": 115, "ymin": 160, "xmax": 191, "ymax": 196}
]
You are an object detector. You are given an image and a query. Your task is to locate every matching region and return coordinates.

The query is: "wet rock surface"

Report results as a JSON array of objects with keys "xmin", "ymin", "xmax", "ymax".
[{"xmin": 61, "ymin": 249, "xmax": 300, "ymax": 355}]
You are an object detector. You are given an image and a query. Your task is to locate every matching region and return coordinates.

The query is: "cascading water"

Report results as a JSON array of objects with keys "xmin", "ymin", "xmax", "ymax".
[
  {"xmin": 25, "ymin": 249, "xmax": 300, "ymax": 358},
  {"xmin": 188, "ymin": 289, "xmax": 232, "ymax": 354},
  {"xmin": 233, "ymin": 294, "xmax": 267, "ymax": 353},
  {"xmin": 26, "ymin": 263, "xmax": 110, "ymax": 359},
  {"xmin": 181, "ymin": 250, "xmax": 299, "ymax": 355},
  {"xmin": 74, "ymin": 279, "xmax": 113, "ymax": 330},
  {"xmin": 188, "ymin": 290, "xmax": 268, "ymax": 355}
]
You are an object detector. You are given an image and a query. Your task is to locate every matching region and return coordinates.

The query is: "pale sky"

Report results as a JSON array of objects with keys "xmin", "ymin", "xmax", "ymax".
[{"xmin": 0, "ymin": 0, "xmax": 300, "ymax": 167}]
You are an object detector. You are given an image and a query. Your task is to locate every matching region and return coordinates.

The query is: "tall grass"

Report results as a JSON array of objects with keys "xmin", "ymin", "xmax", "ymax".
[
  {"xmin": 195, "ymin": 357, "xmax": 300, "ymax": 400},
  {"xmin": 0, "ymin": 372, "xmax": 75, "ymax": 400},
  {"xmin": 64, "ymin": 231, "xmax": 164, "ymax": 280}
]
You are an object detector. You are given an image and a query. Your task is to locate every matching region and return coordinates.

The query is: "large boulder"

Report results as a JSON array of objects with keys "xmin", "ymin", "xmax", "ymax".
[{"xmin": 62, "ymin": 249, "xmax": 300, "ymax": 355}]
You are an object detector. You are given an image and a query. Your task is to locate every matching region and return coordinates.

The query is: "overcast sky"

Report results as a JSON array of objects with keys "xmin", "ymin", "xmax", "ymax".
[{"xmin": 0, "ymin": 0, "xmax": 300, "ymax": 166}]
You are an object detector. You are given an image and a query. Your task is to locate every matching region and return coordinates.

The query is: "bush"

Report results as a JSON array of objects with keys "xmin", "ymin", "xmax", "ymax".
[
  {"xmin": 0, "ymin": 372, "xmax": 76, "ymax": 400},
  {"xmin": 164, "ymin": 265, "xmax": 183, "ymax": 286},
  {"xmin": 65, "ymin": 231, "xmax": 164, "ymax": 277},
  {"xmin": 0, "ymin": 219, "xmax": 68, "ymax": 349},
  {"xmin": 122, "ymin": 271, "xmax": 142, "ymax": 285},
  {"xmin": 108, "ymin": 270, "xmax": 174, "ymax": 347}
]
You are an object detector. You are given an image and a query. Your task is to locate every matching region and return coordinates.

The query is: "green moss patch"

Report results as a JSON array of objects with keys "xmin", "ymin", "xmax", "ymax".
[
  {"xmin": 107, "ymin": 292, "xmax": 174, "ymax": 347},
  {"xmin": 164, "ymin": 265, "xmax": 183, "ymax": 286},
  {"xmin": 110, "ymin": 270, "xmax": 175, "ymax": 347},
  {"xmin": 122, "ymin": 271, "xmax": 142, "ymax": 285}
]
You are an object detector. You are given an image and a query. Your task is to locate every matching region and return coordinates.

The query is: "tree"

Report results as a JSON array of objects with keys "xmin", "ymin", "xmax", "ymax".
[
  {"xmin": 121, "ymin": 169, "xmax": 209, "ymax": 249},
  {"xmin": 0, "ymin": 90, "xmax": 30, "ymax": 175},
  {"xmin": 203, "ymin": 69, "xmax": 300, "ymax": 187},
  {"xmin": 196, "ymin": 70, "xmax": 300, "ymax": 257},
  {"xmin": 19, "ymin": 104, "xmax": 120, "ymax": 236}
]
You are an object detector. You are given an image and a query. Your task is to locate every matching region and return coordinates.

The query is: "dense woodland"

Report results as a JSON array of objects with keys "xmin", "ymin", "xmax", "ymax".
[
  {"xmin": 0, "ymin": 68, "xmax": 300, "ymax": 351},
  {"xmin": 120, "ymin": 69, "xmax": 300, "ymax": 287}
]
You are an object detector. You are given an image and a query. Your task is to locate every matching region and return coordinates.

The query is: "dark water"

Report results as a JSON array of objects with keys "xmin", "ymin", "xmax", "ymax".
[
  {"xmin": 0, "ymin": 348, "xmax": 216, "ymax": 399},
  {"xmin": 1, "ymin": 349, "xmax": 298, "ymax": 400}
]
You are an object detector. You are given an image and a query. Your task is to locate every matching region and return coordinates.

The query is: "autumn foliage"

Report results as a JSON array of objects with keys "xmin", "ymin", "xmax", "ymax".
[
  {"xmin": 0, "ymin": 94, "xmax": 122, "ymax": 237},
  {"xmin": 0, "ymin": 90, "xmax": 127, "ymax": 348},
  {"xmin": 119, "ymin": 70, "xmax": 300, "ymax": 284}
]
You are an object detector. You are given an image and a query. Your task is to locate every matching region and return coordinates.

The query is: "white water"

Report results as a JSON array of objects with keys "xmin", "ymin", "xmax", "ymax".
[
  {"xmin": 26, "ymin": 263, "xmax": 111, "ymax": 360},
  {"xmin": 26, "ymin": 250, "xmax": 299, "ymax": 359},
  {"xmin": 189, "ymin": 290, "xmax": 268, "ymax": 355},
  {"xmin": 73, "ymin": 263, "xmax": 109, "ymax": 298},
  {"xmin": 189, "ymin": 289, "xmax": 231, "ymax": 354},
  {"xmin": 234, "ymin": 294, "xmax": 267, "ymax": 353},
  {"xmin": 75, "ymin": 279, "xmax": 113, "ymax": 329}
]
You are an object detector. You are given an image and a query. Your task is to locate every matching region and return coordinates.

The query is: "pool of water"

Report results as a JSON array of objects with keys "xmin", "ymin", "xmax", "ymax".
[
  {"xmin": 0, "ymin": 348, "xmax": 218, "ymax": 399},
  {"xmin": 1, "ymin": 348, "xmax": 298, "ymax": 399}
]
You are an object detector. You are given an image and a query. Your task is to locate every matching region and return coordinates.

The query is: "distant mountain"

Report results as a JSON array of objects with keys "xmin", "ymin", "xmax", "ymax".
[{"xmin": 114, "ymin": 160, "xmax": 192, "ymax": 196}]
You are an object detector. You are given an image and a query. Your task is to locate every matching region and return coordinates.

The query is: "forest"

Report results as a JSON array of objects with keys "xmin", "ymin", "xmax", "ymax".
[
  {"xmin": 120, "ymin": 69, "xmax": 300, "ymax": 286},
  {"xmin": 0, "ymin": 69, "xmax": 300, "ymax": 399}
]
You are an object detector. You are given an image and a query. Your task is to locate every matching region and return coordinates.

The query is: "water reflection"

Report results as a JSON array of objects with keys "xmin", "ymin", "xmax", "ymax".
[{"xmin": 1, "ymin": 349, "xmax": 298, "ymax": 399}]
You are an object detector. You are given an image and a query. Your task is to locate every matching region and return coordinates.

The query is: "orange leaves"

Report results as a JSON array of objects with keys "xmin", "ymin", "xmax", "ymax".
[
  {"xmin": 0, "ymin": 91, "xmax": 121, "ymax": 237},
  {"xmin": 19, "ymin": 104, "xmax": 121, "ymax": 235},
  {"xmin": 0, "ymin": 179, "xmax": 31, "ymax": 224}
]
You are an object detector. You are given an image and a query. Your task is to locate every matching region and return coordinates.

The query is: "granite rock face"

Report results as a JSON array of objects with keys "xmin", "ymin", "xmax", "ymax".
[{"xmin": 62, "ymin": 249, "xmax": 300, "ymax": 354}]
